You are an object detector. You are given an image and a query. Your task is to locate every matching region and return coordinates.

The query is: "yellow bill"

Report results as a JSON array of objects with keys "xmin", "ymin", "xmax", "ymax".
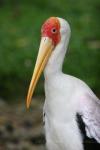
[{"xmin": 26, "ymin": 37, "xmax": 54, "ymax": 109}]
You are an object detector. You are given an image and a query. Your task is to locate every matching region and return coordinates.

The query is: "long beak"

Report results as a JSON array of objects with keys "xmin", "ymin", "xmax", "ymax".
[{"xmin": 26, "ymin": 37, "xmax": 54, "ymax": 109}]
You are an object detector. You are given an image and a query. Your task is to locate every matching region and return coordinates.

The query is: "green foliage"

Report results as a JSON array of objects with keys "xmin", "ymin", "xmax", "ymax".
[{"xmin": 0, "ymin": 0, "xmax": 100, "ymax": 99}]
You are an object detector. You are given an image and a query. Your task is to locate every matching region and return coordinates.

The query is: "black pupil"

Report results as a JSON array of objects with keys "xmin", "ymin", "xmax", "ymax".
[{"xmin": 52, "ymin": 28, "xmax": 56, "ymax": 32}]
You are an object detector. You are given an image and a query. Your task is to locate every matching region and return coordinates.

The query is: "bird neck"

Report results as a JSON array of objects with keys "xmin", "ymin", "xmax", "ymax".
[{"xmin": 44, "ymin": 35, "xmax": 70, "ymax": 79}]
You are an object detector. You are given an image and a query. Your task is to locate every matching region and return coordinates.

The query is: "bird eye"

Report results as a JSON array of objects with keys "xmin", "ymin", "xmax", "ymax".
[{"xmin": 51, "ymin": 28, "xmax": 57, "ymax": 34}]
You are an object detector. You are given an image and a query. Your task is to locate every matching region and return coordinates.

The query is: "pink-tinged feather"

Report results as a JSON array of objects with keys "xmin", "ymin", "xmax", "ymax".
[{"xmin": 78, "ymin": 93, "xmax": 100, "ymax": 143}]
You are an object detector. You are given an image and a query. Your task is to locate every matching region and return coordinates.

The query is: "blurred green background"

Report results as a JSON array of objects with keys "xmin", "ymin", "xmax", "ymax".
[{"xmin": 0, "ymin": 0, "xmax": 100, "ymax": 101}]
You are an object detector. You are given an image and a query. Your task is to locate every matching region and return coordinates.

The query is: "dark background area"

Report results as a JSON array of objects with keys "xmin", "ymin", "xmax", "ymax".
[{"xmin": 0, "ymin": 0, "xmax": 100, "ymax": 150}]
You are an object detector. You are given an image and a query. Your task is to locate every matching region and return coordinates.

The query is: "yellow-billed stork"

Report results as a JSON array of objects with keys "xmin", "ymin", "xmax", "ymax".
[{"xmin": 26, "ymin": 17, "xmax": 100, "ymax": 150}]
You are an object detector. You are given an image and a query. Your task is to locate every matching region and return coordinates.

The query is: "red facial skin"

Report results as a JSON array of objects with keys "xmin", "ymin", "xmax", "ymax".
[{"xmin": 41, "ymin": 17, "xmax": 61, "ymax": 46}]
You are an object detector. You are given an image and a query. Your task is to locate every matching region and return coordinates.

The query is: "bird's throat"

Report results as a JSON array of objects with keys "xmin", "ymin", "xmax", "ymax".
[{"xmin": 44, "ymin": 35, "xmax": 70, "ymax": 79}]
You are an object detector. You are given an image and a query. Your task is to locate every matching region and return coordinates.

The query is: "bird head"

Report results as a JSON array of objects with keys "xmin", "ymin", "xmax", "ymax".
[{"xmin": 26, "ymin": 17, "xmax": 71, "ymax": 109}]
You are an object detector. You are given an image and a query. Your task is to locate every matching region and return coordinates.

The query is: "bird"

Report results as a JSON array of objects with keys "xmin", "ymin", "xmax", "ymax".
[{"xmin": 26, "ymin": 17, "xmax": 100, "ymax": 150}]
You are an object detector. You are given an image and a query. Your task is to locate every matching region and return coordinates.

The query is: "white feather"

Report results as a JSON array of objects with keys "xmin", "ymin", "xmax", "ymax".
[{"xmin": 43, "ymin": 17, "xmax": 100, "ymax": 150}]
